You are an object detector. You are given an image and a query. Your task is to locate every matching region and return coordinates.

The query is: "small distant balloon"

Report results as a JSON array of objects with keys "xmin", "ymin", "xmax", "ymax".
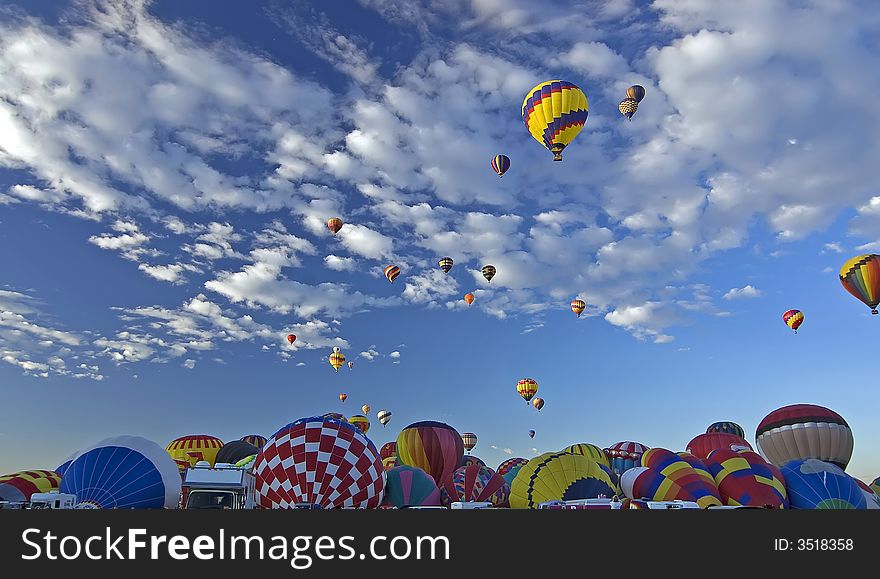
[
  {"xmin": 362, "ymin": 404, "xmax": 371, "ymax": 415},
  {"xmin": 491, "ymin": 154, "xmax": 511, "ymax": 177},
  {"xmin": 618, "ymin": 98, "xmax": 639, "ymax": 121},
  {"xmin": 626, "ymin": 85, "xmax": 646, "ymax": 102},
  {"xmin": 377, "ymin": 410, "xmax": 392, "ymax": 426},
  {"xmin": 438, "ymin": 257, "xmax": 454, "ymax": 274},
  {"xmin": 532, "ymin": 397, "xmax": 544, "ymax": 411},
  {"xmin": 348, "ymin": 361, "xmax": 354, "ymax": 369},
  {"xmin": 482, "ymin": 265, "xmax": 496, "ymax": 283},
  {"xmin": 384, "ymin": 264, "xmax": 401, "ymax": 284},
  {"xmin": 339, "ymin": 393, "xmax": 347, "ymax": 403},
  {"xmin": 327, "ymin": 217, "xmax": 343, "ymax": 235},
  {"xmin": 516, "ymin": 378, "xmax": 538, "ymax": 403},
  {"xmin": 464, "ymin": 293, "xmax": 475, "ymax": 305},
  {"xmin": 286, "ymin": 334, "xmax": 296, "ymax": 344},
  {"xmin": 329, "ymin": 350, "xmax": 345, "ymax": 372},
  {"xmin": 570, "ymin": 299, "xmax": 586, "ymax": 317},
  {"xmin": 528, "ymin": 430, "xmax": 536, "ymax": 439},
  {"xmin": 783, "ymin": 309, "xmax": 804, "ymax": 333}
]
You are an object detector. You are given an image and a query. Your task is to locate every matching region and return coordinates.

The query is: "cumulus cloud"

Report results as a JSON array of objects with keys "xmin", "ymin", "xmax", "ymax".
[
  {"xmin": 389, "ymin": 351, "xmax": 401, "ymax": 358},
  {"xmin": 324, "ymin": 255, "xmax": 357, "ymax": 271},
  {"xmin": 360, "ymin": 346, "xmax": 380, "ymax": 360},
  {"xmin": 182, "ymin": 359, "xmax": 196, "ymax": 369},
  {"xmin": 723, "ymin": 285, "xmax": 762, "ymax": 300}
]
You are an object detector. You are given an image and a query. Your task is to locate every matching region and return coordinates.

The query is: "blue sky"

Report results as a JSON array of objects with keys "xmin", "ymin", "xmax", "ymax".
[{"xmin": 0, "ymin": 0, "xmax": 878, "ymax": 483}]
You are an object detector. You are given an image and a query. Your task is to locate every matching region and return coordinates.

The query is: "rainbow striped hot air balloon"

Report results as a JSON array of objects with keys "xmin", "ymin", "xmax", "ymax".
[
  {"xmin": 440, "ymin": 464, "xmax": 510, "ymax": 507},
  {"xmin": 522, "ymin": 80, "xmax": 589, "ymax": 161},
  {"xmin": 396, "ymin": 421, "xmax": 464, "ymax": 486},
  {"xmin": 839, "ymin": 254, "xmax": 880, "ymax": 314}
]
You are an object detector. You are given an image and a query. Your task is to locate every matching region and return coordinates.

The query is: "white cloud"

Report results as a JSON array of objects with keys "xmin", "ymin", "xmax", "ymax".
[
  {"xmin": 503, "ymin": 448, "xmax": 513, "ymax": 455},
  {"xmin": 823, "ymin": 242, "xmax": 844, "ymax": 253},
  {"xmin": 389, "ymin": 351, "xmax": 401, "ymax": 359},
  {"xmin": 182, "ymin": 359, "xmax": 196, "ymax": 369},
  {"xmin": 360, "ymin": 347, "xmax": 380, "ymax": 360},
  {"xmin": 336, "ymin": 224, "xmax": 394, "ymax": 260},
  {"xmin": 324, "ymin": 255, "xmax": 357, "ymax": 271},
  {"xmin": 723, "ymin": 285, "xmax": 762, "ymax": 300},
  {"xmin": 296, "ymin": 362, "xmax": 306, "ymax": 367}
]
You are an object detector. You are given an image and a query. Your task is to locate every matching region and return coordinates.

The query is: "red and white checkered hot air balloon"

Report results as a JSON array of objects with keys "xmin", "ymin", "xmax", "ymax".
[{"xmin": 255, "ymin": 416, "xmax": 385, "ymax": 509}]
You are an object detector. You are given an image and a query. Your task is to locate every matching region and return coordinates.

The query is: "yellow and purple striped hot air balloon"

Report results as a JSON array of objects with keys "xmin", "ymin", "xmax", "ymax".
[
  {"xmin": 522, "ymin": 80, "xmax": 589, "ymax": 161},
  {"xmin": 840, "ymin": 254, "xmax": 880, "ymax": 314},
  {"xmin": 490, "ymin": 154, "xmax": 510, "ymax": 177},
  {"xmin": 240, "ymin": 434, "xmax": 267, "ymax": 449}
]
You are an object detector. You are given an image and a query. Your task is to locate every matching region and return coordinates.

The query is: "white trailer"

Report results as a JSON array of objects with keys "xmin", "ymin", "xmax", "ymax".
[{"xmin": 182, "ymin": 463, "xmax": 257, "ymax": 509}]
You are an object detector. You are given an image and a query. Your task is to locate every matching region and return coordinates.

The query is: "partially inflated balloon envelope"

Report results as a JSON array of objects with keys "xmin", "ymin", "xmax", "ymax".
[
  {"xmin": 854, "ymin": 479, "xmax": 880, "ymax": 509},
  {"xmin": 640, "ymin": 448, "xmax": 722, "ymax": 508},
  {"xmin": 240, "ymin": 434, "xmax": 267, "ymax": 449},
  {"xmin": 61, "ymin": 435, "xmax": 182, "ymax": 509},
  {"xmin": 604, "ymin": 441, "xmax": 649, "ymax": 477},
  {"xmin": 509, "ymin": 452, "xmax": 618, "ymax": 509},
  {"xmin": 255, "ymin": 416, "xmax": 384, "ymax": 509},
  {"xmin": 704, "ymin": 449, "xmax": 788, "ymax": 508},
  {"xmin": 441, "ymin": 464, "xmax": 509, "ymax": 507},
  {"xmin": 165, "ymin": 434, "xmax": 224, "ymax": 469},
  {"xmin": 382, "ymin": 466, "xmax": 441, "ymax": 508},
  {"xmin": 756, "ymin": 404, "xmax": 853, "ymax": 469},
  {"xmin": 496, "ymin": 458, "xmax": 529, "ymax": 488},
  {"xmin": 215, "ymin": 441, "xmax": 259, "ymax": 465},
  {"xmin": 0, "ymin": 470, "xmax": 61, "ymax": 502},
  {"xmin": 706, "ymin": 421, "xmax": 746, "ymax": 439},
  {"xmin": 396, "ymin": 421, "xmax": 464, "ymax": 486},
  {"xmin": 563, "ymin": 443, "xmax": 609, "ymax": 468},
  {"xmin": 780, "ymin": 458, "xmax": 866, "ymax": 509},
  {"xmin": 460, "ymin": 455, "xmax": 486, "ymax": 469},
  {"xmin": 348, "ymin": 414, "xmax": 370, "ymax": 436},
  {"xmin": 686, "ymin": 432, "xmax": 752, "ymax": 460}
]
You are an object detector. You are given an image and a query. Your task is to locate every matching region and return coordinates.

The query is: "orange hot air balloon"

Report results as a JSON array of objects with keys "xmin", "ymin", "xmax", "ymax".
[
  {"xmin": 570, "ymin": 299, "xmax": 586, "ymax": 317},
  {"xmin": 327, "ymin": 217, "xmax": 343, "ymax": 235},
  {"xmin": 464, "ymin": 293, "xmax": 475, "ymax": 305},
  {"xmin": 286, "ymin": 334, "xmax": 296, "ymax": 344},
  {"xmin": 339, "ymin": 393, "xmax": 348, "ymax": 403},
  {"xmin": 532, "ymin": 397, "xmax": 544, "ymax": 411},
  {"xmin": 516, "ymin": 378, "xmax": 538, "ymax": 403}
]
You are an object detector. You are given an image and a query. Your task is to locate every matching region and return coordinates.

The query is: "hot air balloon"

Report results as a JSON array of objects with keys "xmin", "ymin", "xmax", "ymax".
[
  {"xmin": 460, "ymin": 455, "xmax": 486, "ymax": 469},
  {"xmin": 396, "ymin": 421, "xmax": 464, "ymax": 486},
  {"xmin": 55, "ymin": 460, "xmax": 72, "ymax": 477},
  {"xmin": 639, "ymin": 448, "xmax": 722, "ymax": 508},
  {"xmin": 516, "ymin": 378, "xmax": 538, "ymax": 403},
  {"xmin": 323, "ymin": 412, "xmax": 347, "ymax": 422},
  {"xmin": 618, "ymin": 97, "xmax": 639, "ymax": 121},
  {"xmin": 441, "ymin": 464, "xmax": 510, "ymax": 507},
  {"xmin": 339, "ymin": 393, "xmax": 348, "ymax": 403},
  {"xmin": 382, "ymin": 466, "xmax": 442, "ymax": 508},
  {"xmin": 626, "ymin": 85, "xmax": 646, "ymax": 102},
  {"xmin": 62, "ymin": 435, "xmax": 182, "ymax": 509},
  {"xmin": 348, "ymin": 414, "xmax": 370, "ymax": 436},
  {"xmin": 563, "ymin": 443, "xmax": 609, "ymax": 468},
  {"xmin": 215, "ymin": 441, "xmax": 259, "ymax": 465},
  {"xmin": 509, "ymin": 452, "xmax": 619, "ymax": 509},
  {"xmin": 496, "ymin": 458, "xmax": 529, "ymax": 487},
  {"xmin": 604, "ymin": 441, "xmax": 649, "ymax": 477},
  {"xmin": 491, "ymin": 154, "xmax": 511, "ymax": 177},
  {"xmin": 570, "ymin": 299, "xmax": 586, "ymax": 317},
  {"xmin": 362, "ymin": 404, "xmax": 371, "ymax": 415},
  {"xmin": 330, "ymin": 350, "xmax": 346, "ymax": 371},
  {"xmin": 704, "ymin": 449, "xmax": 788, "ymax": 508},
  {"xmin": 461, "ymin": 432, "xmax": 478, "ymax": 453},
  {"xmin": 855, "ymin": 478, "xmax": 880, "ymax": 509},
  {"xmin": 706, "ymin": 422, "xmax": 746, "ymax": 439},
  {"xmin": 872, "ymin": 476, "xmax": 880, "ymax": 496},
  {"xmin": 327, "ymin": 217, "xmax": 343, "ymax": 235},
  {"xmin": 686, "ymin": 432, "xmax": 752, "ymax": 460},
  {"xmin": 382, "ymin": 456, "xmax": 399, "ymax": 471},
  {"xmin": 384, "ymin": 264, "xmax": 401, "ymax": 283},
  {"xmin": 165, "ymin": 435, "xmax": 224, "ymax": 469},
  {"xmin": 528, "ymin": 430, "xmax": 536, "ymax": 439},
  {"xmin": 481, "ymin": 265, "xmax": 496, "ymax": 283},
  {"xmin": 839, "ymin": 254, "xmax": 880, "ymax": 314},
  {"xmin": 255, "ymin": 416, "xmax": 384, "ymax": 509},
  {"xmin": 782, "ymin": 309, "xmax": 804, "ymax": 333},
  {"xmin": 333, "ymin": 346, "xmax": 340, "ymax": 353},
  {"xmin": 377, "ymin": 410, "xmax": 392, "ymax": 426},
  {"xmin": 532, "ymin": 397, "xmax": 544, "ymax": 411},
  {"xmin": 0, "ymin": 470, "xmax": 61, "ymax": 503},
  {"xmin": 464, "ymin": 293, "xmax": 475, "ymax": 305},
  {"xmin": 348, "ymin": 361, "xmax": 354, "ymax": 369},
  {"xmin": 380, "ymin": 442, "xmax": 396, "ymax": 461},
  {"xmin": 780, "ymin": 458, "xmax": 866, "ymax": 509},
  {"xmin": 438, "ymin": 257, "xmax": 454, "ymax": 274},
  {"xmin": 756, "ymin": 404, "xmax": 853, "ymax": 469},
  {"xmin": 240, "ymin": 434, "xmax": 267, "ymax": 449},
  {"xmin": 287, "ymin": 334, "xmax": 296, "ymax": 344},
  {"xmin": 522, "ymin": 80, "xmax": 588, "ymax": 161}
]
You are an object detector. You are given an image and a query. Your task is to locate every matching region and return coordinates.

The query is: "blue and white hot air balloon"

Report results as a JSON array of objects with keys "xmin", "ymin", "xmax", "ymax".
[
  {"xmin": 780, "ymin": 458, "xmax": 866, "ymax": 510},
  {"xmin": 60, "ymin": 435, "xmax": 181, "ymax": 509}
]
